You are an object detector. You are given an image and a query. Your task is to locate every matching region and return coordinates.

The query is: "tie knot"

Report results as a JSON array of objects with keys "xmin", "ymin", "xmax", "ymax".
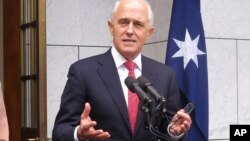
[{"xmin": 124, "ymin": 61, "xmax": 136, "ymax": 71}]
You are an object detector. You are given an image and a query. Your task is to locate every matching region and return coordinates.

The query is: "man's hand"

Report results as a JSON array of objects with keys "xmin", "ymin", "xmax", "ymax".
[
  {"xmin": 77, "ymin": 103, "xmax": 110, "ymax": 141},
  {"xmin": 168, "ymin": 109, "xmax": 192, "ymax": 136}
]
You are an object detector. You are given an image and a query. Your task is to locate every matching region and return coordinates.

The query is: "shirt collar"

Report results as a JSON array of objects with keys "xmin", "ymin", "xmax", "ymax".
[{"xmin": 111, "ymin": 46, "xmax": 142, "ymax": 70}]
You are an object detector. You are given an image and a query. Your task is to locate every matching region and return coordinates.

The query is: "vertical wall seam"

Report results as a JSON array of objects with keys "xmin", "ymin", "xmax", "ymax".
[
  {"xmin": 78, "ymin": 46, "xmax": 80, "ymax": 60},
  {"xmin": 236, "ymin": 39, "xmax": 239, "ymax": 124}
]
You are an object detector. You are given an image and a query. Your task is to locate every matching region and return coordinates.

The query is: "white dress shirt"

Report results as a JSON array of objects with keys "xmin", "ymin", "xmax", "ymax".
[{"xmin": 111, "ymin": 47, "xmax": 142, "ymax": 106}]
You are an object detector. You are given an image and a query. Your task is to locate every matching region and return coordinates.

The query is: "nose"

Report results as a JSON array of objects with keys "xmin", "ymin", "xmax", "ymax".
[{"xmin": 126, "ymin": 22, "xmax": 134, "ymax": 35}]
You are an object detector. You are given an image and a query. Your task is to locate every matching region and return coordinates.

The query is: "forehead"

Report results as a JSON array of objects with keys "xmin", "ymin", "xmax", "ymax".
[{"xmin": 114, "ymin": 1, "xmax": 149, "ymax": 23}]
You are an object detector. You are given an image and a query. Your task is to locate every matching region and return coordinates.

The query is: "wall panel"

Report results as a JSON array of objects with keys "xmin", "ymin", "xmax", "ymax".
[
  {"xmin": 207, "ymin": 39, "xmax": 237, "ymax": 139},
  {"xmin": 46, "ymin": 46, "xmax": 78, "ymax": 137},
  {"xmin": 238, "ymin": 40, "xmax": 250, "ymax": 124}
]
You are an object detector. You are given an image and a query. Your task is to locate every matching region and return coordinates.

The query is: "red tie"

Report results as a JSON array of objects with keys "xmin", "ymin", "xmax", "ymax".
[{"xmin": 124, "ymin": 61, "xmax": 139, "ymax": 134}]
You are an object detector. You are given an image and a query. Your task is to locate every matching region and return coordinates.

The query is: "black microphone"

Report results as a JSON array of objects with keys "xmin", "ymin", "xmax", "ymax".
[
  {"xmin": 125, "ymin": 76, "xmax": 153, "ymax": 104},
  {"xmin": 137, "ymin": 76, "xmax": 166, "ymax": 103}
]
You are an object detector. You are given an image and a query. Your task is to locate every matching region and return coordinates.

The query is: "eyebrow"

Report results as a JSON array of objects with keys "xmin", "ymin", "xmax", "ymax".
[{"xmin": 118, "ymin": 18, "xmax": 145, "ymax": 25}]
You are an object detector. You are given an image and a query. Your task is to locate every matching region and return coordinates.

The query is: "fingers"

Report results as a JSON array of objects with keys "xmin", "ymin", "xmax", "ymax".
[
  {"xmin": 79, "ymin": 102, "xmax": 96, "ymax": 131},
  {"xmin": 87, "ymin": 130, "xmax": 110, "ymax": 140},
  {"xmin": 78, "ymin": 102, "xmax": 110, "ymax": 140},
  {"xmin": 177, "ymin": 110, "xmax": 192, "ymax": 124},
  {"xmin": 78, "ymin": 123, "xmax": 110, "ymax": 140},
  {"xmin": 80, "ymin": 121, "xmax": 97, "ymax": 132},
  {"xmin": 169, "ymin": 110, "xmax": 192, "ymax": 136},
  {"xmin": 80, "ymin": 102, "xmax": 96, "ymax": 131},
  {"xmin": 78, "ymin": 128, "xmax": 110, "ymax": 140}
]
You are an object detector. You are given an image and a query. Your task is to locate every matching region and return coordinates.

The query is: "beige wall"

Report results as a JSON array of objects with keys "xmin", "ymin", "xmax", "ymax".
[{"xmin": 0, "ymin": 0, "xmax": 3, "ymax": 84}]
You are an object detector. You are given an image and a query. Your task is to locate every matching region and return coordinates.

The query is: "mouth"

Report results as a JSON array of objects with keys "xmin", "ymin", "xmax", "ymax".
[{"xmin": 122, "ymin": 39, "xmax": 136, "ymax": 43}]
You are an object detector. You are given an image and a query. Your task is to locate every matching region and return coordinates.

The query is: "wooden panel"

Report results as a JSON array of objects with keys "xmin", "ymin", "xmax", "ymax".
[
  {"xmin": 38, "ymin": 0, "xmax": 47, "ymax": 140},
  {"xmin": 3, "ymin": 0, "xmax": 21, "ymax": 141}
]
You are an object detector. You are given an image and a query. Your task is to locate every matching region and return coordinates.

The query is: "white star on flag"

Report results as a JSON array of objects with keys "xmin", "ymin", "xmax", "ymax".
[{"xmin": 172, "ymin": 29, "xmax": 206, "ymax": 69}]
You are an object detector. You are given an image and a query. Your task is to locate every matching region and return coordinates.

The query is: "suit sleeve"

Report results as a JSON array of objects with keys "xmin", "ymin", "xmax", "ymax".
[{"xmin": 52, "ymin": 64, "xmax": 87, "ymax": 141}]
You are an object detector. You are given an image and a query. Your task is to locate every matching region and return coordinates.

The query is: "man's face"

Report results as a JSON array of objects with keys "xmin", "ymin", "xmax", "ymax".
[{"xmin": 108, "ymin": 0, "xmax": 154, "ymax": 60}]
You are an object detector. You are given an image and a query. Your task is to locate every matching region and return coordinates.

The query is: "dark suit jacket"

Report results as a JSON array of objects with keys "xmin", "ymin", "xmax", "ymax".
[{"xmin": 52, "ymin": 49, "xmax": 181, "ymax": 141}]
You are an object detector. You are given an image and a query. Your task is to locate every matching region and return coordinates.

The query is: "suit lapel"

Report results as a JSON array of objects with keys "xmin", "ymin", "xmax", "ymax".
[
  {"xmin": 97, "ymin": 50, "xmax": 131, "ymax": 130},
  {"xmin": 141, "ymin": 56, "xmax": 157, "ymax": 87}
]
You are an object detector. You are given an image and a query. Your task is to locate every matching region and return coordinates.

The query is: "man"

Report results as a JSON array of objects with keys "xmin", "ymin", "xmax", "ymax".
[
  {"xmin": 53, "ymin": 0, "xmax": 191, "ymax": 141},
  {"xmin": 0, "ymin": 82, "xmax": 9, "ymax": 141}
]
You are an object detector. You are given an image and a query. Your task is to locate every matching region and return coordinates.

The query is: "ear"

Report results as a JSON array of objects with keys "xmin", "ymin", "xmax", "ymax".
[
  {"xmin": 108, "ymin": 21, "xmax": 114, "ymax": 36},
  {"xmin": 147, "ymin": 27, "xmax": 155, "ymax": 39}
]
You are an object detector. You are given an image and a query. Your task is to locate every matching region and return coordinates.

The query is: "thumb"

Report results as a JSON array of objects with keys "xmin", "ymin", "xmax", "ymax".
[{"xmin": 82, "ymin": 102, "xmax": 91, "ymax": 119}]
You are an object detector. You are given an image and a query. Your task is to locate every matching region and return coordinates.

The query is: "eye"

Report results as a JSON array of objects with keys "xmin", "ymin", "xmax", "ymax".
[
  {"xmin": 134, "ymin": 21, "xmax": 144, "ymax": 28},
  {"xmin": 118, "ymin": 19, "xmax": 129, "ymax": 26}
]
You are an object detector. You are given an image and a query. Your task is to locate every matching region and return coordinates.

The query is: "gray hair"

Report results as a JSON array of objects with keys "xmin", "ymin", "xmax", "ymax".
[{"xmin": 111, "ymin": 0, "xmax": 154, "ymax": 27}]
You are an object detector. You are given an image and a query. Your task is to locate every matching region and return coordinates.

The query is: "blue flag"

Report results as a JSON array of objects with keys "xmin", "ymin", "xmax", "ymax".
[{"xmin": 165, "ymin": 0, "xmax": 208, "ymax": 141}]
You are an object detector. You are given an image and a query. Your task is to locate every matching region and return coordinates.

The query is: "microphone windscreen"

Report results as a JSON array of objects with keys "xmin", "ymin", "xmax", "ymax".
[
  {"xmin": 137, "ymin": 76, "xmax": 151, "ymax": 88},
  {"xmin": 125, "ymin": 76, "xmax": 137, "ymax": 92}
]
